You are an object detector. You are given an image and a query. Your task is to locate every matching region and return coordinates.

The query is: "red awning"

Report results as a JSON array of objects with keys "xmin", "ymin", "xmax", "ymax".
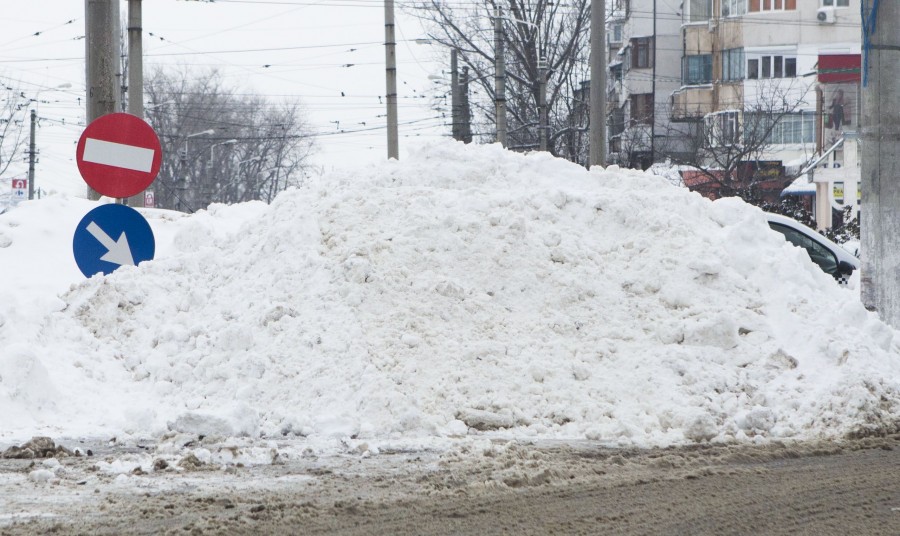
[{"xmin": 818, "ymin": 54, "xmax": 861, "ymax": 84}]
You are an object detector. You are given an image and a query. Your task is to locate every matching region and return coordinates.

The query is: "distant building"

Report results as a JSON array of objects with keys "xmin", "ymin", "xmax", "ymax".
[
  {"xmin": 606, "ymin": 0, "xmax": 686, "ymax": 169},
  {"xmin": 664, "ymin": 0, "xmax": 861, "ymax": 226}
]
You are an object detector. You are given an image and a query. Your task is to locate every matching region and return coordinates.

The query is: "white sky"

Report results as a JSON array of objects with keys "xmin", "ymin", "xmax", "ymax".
[
  {"xmin": 2, "ymin": 140, "xmax": 899, "ymax": 451},
  {"xmin": 1, "ymin": 0, "xmax": 447, "ymax": 197}
]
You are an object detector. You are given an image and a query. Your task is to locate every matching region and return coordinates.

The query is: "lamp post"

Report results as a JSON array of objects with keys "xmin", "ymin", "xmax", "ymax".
[
  {"xmin": 209, "ymin": 139, "xmax": 238, "ymax": 171},
  {"xmin": 144, "ymin": 100, "xmax": 174, "ymax": 117},
  {"xmin": 174, "ymin": 129, "xmax": 214, "ymax": 211},
  {"xmin": 182, "ymin": 129, "xmax": 215, "ymax": 161},
  {"xmin": 204, "ymin": 139, "xmax": 237, "ymax": 207}
]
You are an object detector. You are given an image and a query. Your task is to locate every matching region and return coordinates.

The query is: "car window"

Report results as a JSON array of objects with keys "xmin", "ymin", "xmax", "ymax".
[{"xmin": 768, "ymin": 222, "xmax": 839, "ymax": 276}]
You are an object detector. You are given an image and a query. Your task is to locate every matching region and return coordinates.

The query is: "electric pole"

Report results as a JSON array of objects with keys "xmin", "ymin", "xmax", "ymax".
[
  {"xmin": 460, "ymin": 66, "xmax": 472, "ymax": 144},
  {"xmin": 861, "ymin": 1, "xmax": 900, "ymax": 326},
  {"xmin": 127, "ymin": 0, "xmax": 145, "ymax": 207},
  {"xmin": 451, "ymin": 48, "xmax": 461, "ymax": 141},
  {"xmin": 494, "ymin": 9, "xmax": 507, "ymax": 147},
  {"xmin": 650, "ymin": 0, "xmax": 657, "ymax": 164},
  {"xmin": 384, "ymin": 0, "xmax": 399, "ymax": 160},
  {"xmin": 589, "ymin": 0, "xmax": 607, "ymax": 167},
  {"xmin": 85, "ymin": 0, "xmax": 121, "ymax": 200},
  {"xmin": 538, "ymin": 56, "xmax": 548, "ymax": 152},
  {"xmin": 27, "ymin": 109, "xmax": 36, "ymax": 200}
]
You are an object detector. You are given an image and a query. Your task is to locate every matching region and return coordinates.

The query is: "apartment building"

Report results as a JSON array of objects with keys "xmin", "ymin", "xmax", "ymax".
[
  {"xmin": 606, "ymin": 0, "xmax": 685, "ymax": 169},
  {"xmin": 668, "ymin": 0, "xmax": 861, "ymax": 211}
]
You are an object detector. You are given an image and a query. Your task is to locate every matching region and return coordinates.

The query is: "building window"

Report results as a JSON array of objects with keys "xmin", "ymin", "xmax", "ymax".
[
  {"xmin": 630, "ymin": 94, "xmax": 654, "ymax": 125},
  {"xmin": 744, "ymin": 112, "xmax": 815, "ymax": 145},
  {"xmin": 822, "ymin": 0, "xmax": 849, "ymax": 6},
  {"xmin": 684, "ymin": 54, "xmax": 713, "ymax": 84},
  {"xmin": 610, "ymin": 63, "xmax": 623, "ymax": 83},
  {"xmin": 609, "ymin": 23, "xmax": 623, "ymax": 45},
  {"xmin": 723, "ymin": 0, "xmax": 747, "ymax": 16},
  {"xmin": 611, "ymin": 107, "xmax": 626, "ymax": 137},
  {"xmin": 722, "ymin": 48, "xmax": 745, "ymax": 81},
  {"xmin": 706, "ymin": 111, "xmax": 741, "ymax": 147},
  {"xmin": 689, "ymin": 0, "xmax": 712, "ymax": 22},
  {"xmin": 785, "ymin": 57, "xmax": 797, "ymax": 77},
  {"xmin": 747, "ymin": 54, "xmax": 796, "ymax": 79},
  {"xmin": 750, "ymin": 0, "xmax": 797, "ymax": 11},
  {"xmin": 631, "ymin": 37, "xmax": 653, "ymax": 69}
]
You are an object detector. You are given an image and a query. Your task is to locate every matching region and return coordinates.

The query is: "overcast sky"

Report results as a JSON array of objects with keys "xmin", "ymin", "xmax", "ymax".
[{"xmin": 1, "ymin": 0, "xmax": 447, "ymax": 196}]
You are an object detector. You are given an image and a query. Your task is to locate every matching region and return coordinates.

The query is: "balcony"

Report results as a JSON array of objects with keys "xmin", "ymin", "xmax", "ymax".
[{"xmin": 670, "ymin": 86, "xmax": 715, "ymax": 121}]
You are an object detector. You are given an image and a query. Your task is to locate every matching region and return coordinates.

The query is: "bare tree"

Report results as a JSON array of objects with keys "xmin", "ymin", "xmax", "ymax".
[
  {"xmin": 143, "ymin": 67, "xmax": 315, "ymax": 212},
  {"xmin": 410, "ymin": 0, "xmax": 591, "ymax": 160},
  {"xmin": 0, "ymin": 83, "xmax": 31, "ymax": 181},
  {"xmin": 660, "ymin": 79, "xmax": 815, "ymax": 203}
]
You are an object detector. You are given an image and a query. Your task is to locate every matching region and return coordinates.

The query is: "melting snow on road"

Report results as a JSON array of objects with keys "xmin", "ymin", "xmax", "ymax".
[{"xmin": 1, "ymin": 140, "xmax": 899, "ymax": 448}]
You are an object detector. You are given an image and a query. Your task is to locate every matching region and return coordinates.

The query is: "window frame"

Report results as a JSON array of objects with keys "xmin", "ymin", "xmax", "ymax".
[
  {"xmin": 722, "ymin": 0, "xmax": 747, "ymax": 17},
  {"xmin": 759, "ymin": 0, "xmax": 786, "ymax": 11},
  {"xmin": 705, "ymin": 111, "xmax": 741, "ymax": 147},
  {"xmin": 609, "ymin": 23, "xmax": 624, "ymax": 45},
  {"xmin": 631, "ymin": 37, "xmax": 653, "ymax": 69},
  {"xmin": 747, "ymin": 53, "xmax": 798, "ymax": 79},
  {"xmin": 744, "ymin": 111, "xmax": 816, "ymax": 145},
  {"xmin": 689, "ymin": 0, "xmax": 712, "ymax": 22},
  {"xmin": 722, "ymin": 48, "xmax": 745, "ymax": 82},
  {"xmin": 630, "ymin": 93, "xmax": 655, "ymax": 126},
  {"xmin": 683, "ymin": 54, "xmax": 713, "ymax": 85}
]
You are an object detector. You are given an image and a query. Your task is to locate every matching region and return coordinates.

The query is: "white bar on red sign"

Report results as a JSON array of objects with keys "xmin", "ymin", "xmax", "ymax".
[{"xmin": 83, "ymin": 138, "xmax": 155, "ymax": 173}]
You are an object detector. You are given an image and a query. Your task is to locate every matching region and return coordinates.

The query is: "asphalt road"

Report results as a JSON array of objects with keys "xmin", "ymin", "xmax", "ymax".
[{"xmin": 1, "ymin": 435, "xmax": 899, "ymax": 535}]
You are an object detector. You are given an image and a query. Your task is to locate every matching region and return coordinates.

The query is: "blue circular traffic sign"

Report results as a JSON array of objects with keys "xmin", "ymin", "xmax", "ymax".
[{"xmin": 73, "ymin": 204, "xmax": 155, "ymax": 277}]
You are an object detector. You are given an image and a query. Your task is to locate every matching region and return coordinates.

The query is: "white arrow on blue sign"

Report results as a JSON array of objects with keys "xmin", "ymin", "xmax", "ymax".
[{"xmin": 72, "ymin": 204, "xmax": 155, "ymax": 277}]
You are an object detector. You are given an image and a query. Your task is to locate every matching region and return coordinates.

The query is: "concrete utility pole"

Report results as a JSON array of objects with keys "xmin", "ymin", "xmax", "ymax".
[
  {"xmin": 27, "ymin": 109, "xmax": 36, "ymax": 200},
  {"xmin": 494, "ymin": 9, "xmax": 507, "ymax": 147},
  {"xmin": 450, "ymin": 48, "xmax": 461, "ymax": 141},
  {"xmin": 650, "ymin": 0, "xmax": 657, "ymax": 164},
  {"xmin": 538, "ymin": 56, "xmax": 548, "ymax": 151},
  {"xmin": 861, "ymin": 1, "xmax": 900, "ymax": 325},
  {"xmin": 85, "ymin": 0, "xmax": 121, "ymax": 200},
  {"xmin": 126, "ymin": 0, "xmax": 145, "ymax": 207},
  {"xmin": 460, "ymin": 66, "xmax": 472, "ymax": 143},
  {"xmin": 588, "ymin": 0, "xmax": 606, "ymax": 167},
  {"xmin": 384, "ymin": 0, "xmax": 399, "ymax": 160}
]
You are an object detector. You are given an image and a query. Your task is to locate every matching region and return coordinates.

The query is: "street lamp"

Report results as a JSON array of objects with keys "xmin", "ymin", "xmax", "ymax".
[
  {"xmin": 144, "ymin": 100, "xmax": 175, "ymax": 119},
  {"xmin": 181, "ymin": 129, "xmax": 215, "ymax": 161},
  {"xmin": 208, "ymin": 139, "xmax": 238, "ymax": 169}
]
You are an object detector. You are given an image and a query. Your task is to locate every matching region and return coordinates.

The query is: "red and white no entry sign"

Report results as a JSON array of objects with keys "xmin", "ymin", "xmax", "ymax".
[{"xmin": 76, "ymin": 113, "xmax": 162, "ymax": 199}]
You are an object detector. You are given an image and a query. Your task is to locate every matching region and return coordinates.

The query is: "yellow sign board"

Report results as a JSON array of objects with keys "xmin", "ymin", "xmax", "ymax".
[{"xmin": 833, "ymin": 182, "xmax": 844, "ymax": 203}]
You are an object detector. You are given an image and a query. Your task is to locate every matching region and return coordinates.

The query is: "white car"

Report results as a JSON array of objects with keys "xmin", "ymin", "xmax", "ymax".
[{"xmin": 765, "ymin": 213, "xmax": 860, "ymax": 284}]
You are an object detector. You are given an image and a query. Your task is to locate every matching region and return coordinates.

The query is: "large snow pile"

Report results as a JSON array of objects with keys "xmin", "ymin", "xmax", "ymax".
[{"xmin": 2, "ymin": 141, "xmax": 899, "ymax": 448}]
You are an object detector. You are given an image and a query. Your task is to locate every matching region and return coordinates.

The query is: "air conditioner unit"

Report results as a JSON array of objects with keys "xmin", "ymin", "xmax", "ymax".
[{"xmin": 817, "ymin": 7, "xmax": 836, "ymax": 24}]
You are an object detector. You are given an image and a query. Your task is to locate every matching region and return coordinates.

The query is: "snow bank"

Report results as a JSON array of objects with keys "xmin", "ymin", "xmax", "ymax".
[{"xmin": 2, "ymin": 141, "xmax": 899, "ymax": 448}]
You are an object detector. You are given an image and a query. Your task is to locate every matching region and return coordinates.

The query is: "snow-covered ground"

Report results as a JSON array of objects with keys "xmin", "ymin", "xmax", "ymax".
[{"xmin": 2, "ymin": 140, "xmax": 899, "ymax": 451}]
